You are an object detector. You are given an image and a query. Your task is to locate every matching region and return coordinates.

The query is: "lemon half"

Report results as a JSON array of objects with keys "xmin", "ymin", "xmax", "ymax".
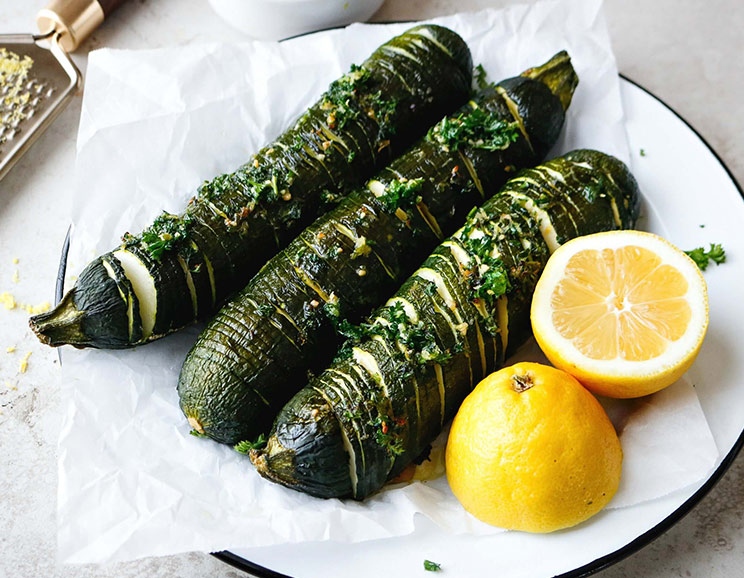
[
  {"xmin": 446, "ymin": 362, "xmax": 622, "ymax": 533},
  {"xmin": 531, "ymin": 230, "xmax": 709, "ymax": 398}
]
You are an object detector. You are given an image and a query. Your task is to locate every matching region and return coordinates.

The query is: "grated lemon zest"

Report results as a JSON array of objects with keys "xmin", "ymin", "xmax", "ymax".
[{"xmin": 18, "ymin": 351, "xmax": 31, "ymax": 374}]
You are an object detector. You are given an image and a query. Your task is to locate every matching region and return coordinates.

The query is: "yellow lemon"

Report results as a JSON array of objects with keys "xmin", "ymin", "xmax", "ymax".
[
  {"xmin": 531, "ymin": 230, "xmax": 709, "ymax": 398},
  {"xmin": 446, "ymin": 362, "xmax": 622, "ymax": 533}
]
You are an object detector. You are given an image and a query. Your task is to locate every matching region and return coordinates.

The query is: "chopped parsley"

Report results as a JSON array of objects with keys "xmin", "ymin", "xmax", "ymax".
[
  {"xmin": 428, "ymin": 108, "xmax": 520, "ymax": 152},
  {"xmin": 257, "ymin": 303, "xmax": 274, "ymax": 317},
  {"xmin": 369, "ymin": 91, "xmax": 399, "ymax": 139},
  {"xmin": 234, "ymin": 433, "xmax": 267, "ymax": 454},
  {"xmin": 189, "ymin": 429, "xmax": 208, "ymax": 438},
  {"xmin": 198, "ymin": 160, "xmax": 292, "ymax": 211},
  {"xmin": 423, "ymin": 560, "xmax": 442, "ymax": 572},
  {"xmin": 321, "ymin": 64, "xmax": 397, "ymax": 139},
  {"xmin": 461, "ymin": 230, "xmax": 511, "ymax": 312},
  {"xmin": 379, "ymin": 177, "xmax": 424, "ymax": 212},
  {"xmin": 369, "ymin": 414, "xmax": 405, "ymax": 455},
  {"xmin": 685, "ymin": 243, "xmax": 726, "ymax": 271},
  {"xmin": 471, "ymin": 262, "xmax": 510, "ymax": 303},
  {"xmin": 374, "ymin": 302, "xmax": 453, "ymax": 366},
  {"xmin": 322, "ymin": 64, "xmax": 372, "ymax": 129},
  {"xmin": 327, "ymin": 299, "xmax": 458, "ymax": 367},
  {"xmin": 640, "ymin": 148, "xmax": 646, "ymax": 157},
  {"xmin": 123, "ymin": 211, "xmax": 194, "ymax": 261},
  {"xmin": 473, "ymin": 63, "xmax": 490, "ymax": 91},
  {"xmin": 320, "ymin": 188, "xmax": 342, "ymax": 207}
]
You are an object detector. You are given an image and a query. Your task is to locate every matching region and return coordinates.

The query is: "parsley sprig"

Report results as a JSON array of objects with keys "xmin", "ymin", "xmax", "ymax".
[
  {"xmin": 423, "ymin": 559, "xmax": 442, "ymax": 572},
  {"xmin": 234, "ymin": 433, "xmax": 268, "ymax": 454},
  {"xmin": 685, "ymin": 243, "xmax": 726, "ymax": 271},
  {"xmin": 473, "ymin": 63, "xmax": 490, "ymax": 91}
]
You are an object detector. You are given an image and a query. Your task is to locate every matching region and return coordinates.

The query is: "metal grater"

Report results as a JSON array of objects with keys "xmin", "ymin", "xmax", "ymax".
[
  {"xmin": 0, "ymin": 32, "xmax": 80, "ymax": 182},
  {"xmin": 0, "ymin": 0, "xmax": 128, "ymax": 183}
]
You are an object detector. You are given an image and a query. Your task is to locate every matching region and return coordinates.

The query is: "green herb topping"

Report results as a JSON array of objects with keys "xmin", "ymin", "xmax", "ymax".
[
  {"xmin": 461, "ymin": 231, "xmax": 511, "ymax": 311},
  {"xmin": 320, "ymin": 188, "xmax": 342, "ymax": 207},
  {"xmin": 685, "ymin": 243, "xmax": 726, "ymax": 271},
  {"xmin": 234, "ymin": 433, "xmax": 267, "ymax": 454},
  {"xmin": 322, "ymin": 64, "xmax": 372, "ymax": 129},
  {"xmin": 379, "ymin": 177, "xmax": 425, "ymax": 212},
  {"xmin": 377, "ymin": 302, "xmax": 453, "ymax": 365},
  {"xmin": 473, "ymin": 63, "xmax": 490, "ymax": 91},
  {"xmin": 321, "ymin": 64, "xmax": 398, "ymax": 139},
  {"xmin": 369, "ymin": 414, "xmax": 405, "ymax": 456},
  {"xmin": 428, "ymin": 107, "xmax": 520, "ymax": 152},
  {"xmin": 423, "ymin": 560, "xmax": 442, "ymax": 572},
  {"xmin": 123, "ymin": 211, "xmax": 194, "ymax": 261}
]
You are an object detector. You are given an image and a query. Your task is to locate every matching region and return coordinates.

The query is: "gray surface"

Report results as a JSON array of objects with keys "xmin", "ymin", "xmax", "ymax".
[{"xmin": 0, "ymin": 0, "xmax": 742, "ymax": 576}]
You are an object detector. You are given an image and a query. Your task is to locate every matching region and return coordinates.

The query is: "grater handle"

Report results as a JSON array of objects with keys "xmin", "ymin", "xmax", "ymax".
[{"xmin": 37, "ymin": 0, "xmax": 131, "ymax": 53}]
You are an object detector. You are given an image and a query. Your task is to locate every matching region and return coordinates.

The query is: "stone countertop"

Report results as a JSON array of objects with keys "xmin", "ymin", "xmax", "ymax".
[{"xmin": 1, "ymin": 0, "xmax": 742, "ymax": 576}]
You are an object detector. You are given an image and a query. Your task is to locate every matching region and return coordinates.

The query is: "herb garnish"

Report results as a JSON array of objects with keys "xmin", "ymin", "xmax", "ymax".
[
  {"xmin": 197, "ymin": 160, "xmax": 292, "ymax": 217},
  {"xmin": 369, "ymin": 91, "xmax": 399, "ymax": 139},
  {"xmin": 379, "ymin": 177, "xmax": 424, "ymax": 212},
  {"xmin": 685, "ymin": 243, "xmax": 726, "ymax": 271},
  {"xmin": 320, "ymin": 188, "xmax": 341, "ymax": 207},
  {"xmin": 428, "ymin": 108, "xmax": 519, "ymax": 152},
  {"xmin": 423, "ymin": 559, "xmax": 442, "ymax": 572},
  {"xmin": 327, "ymin": 298, "xmax": 457, "ymax": 367},
  {"xmin": 322, "ymin": 64, "xmax": 372, "ymax": 129},
  {"xmin": 369, "ymin": 414, "xmax": 405, "ymax": 455},
  {"xmin": 461, "ymin": 231, "xmax": 511, "ymax": 311},
  {"xmin": 321, "ymin": 64, "xmax": 398, "ymax": 139},
  {"xmin": 473, "ymin": 63, "xmax": 490, "ymax": 90},
  {"xmin": 375, "ymin": 302, "xmax": 452, "ymax": 366},
  {"xmin": 234, "ymin": 433, "xmax": 267, "ymax": 454},
  {"xmin": 123, "ymin": 211, "xmax": 194, "ymax": 261}
]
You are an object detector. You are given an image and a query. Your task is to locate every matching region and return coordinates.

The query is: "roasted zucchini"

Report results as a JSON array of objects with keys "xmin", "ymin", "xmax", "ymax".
[
  {"xmin": 178, "ymin": 52, "xmax": 578, "ymax": 445},
  {"xmin": 30, "ymin": 25, "xmax": 473, "ymax": 348},
  {"xmin": 250, "ymin": 150, "xmax": 641, "ymax": 499}
]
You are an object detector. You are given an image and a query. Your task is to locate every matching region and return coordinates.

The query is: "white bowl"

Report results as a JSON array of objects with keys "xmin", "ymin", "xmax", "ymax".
[{"xmin": 207, "ymin": 0, "xmax": 386, "ymax": 41}]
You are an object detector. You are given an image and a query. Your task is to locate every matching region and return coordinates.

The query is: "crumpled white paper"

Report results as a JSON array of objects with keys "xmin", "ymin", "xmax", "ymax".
[{"xmin": 58, "ymin": 0, "xmax": 718, "ymax": 564}]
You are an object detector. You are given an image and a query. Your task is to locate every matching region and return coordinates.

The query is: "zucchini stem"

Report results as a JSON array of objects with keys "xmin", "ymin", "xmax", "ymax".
[
  {"xmin": 29, "ymin": 292, "xmax": 86, "ymax": 347},
  {"xmin": 521, "ymin": 51, "xmax": 578, "ymax": 112}
]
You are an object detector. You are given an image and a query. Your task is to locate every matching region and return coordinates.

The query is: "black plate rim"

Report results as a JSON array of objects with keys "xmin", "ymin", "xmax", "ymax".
[{"xmin": 54, "ymin": 71, "xmax": 744, "ymax": 578}]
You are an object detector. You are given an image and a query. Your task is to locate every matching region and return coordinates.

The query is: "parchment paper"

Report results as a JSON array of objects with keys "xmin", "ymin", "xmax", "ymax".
[{"xmin": 58, "ymin": 0, "xmax": 718, "ymax": 563}]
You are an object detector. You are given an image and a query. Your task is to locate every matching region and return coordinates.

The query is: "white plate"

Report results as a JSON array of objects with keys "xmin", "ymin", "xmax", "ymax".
[{"xmin": 210, "ymin": 77, "xmax": 744, "ymax": 577}]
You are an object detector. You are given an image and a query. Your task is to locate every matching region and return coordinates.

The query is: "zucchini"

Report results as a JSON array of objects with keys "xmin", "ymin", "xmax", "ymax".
[
  {"xmin": 178, "ymin": 52, "xmax": 578, "ymax": 445},
  {"xmin": 250, "ymin": 150, "xmax": 641, "ymax": 499},
  {"xmin": 30, "ymin": 25, "xmax": 473, "ymax": 348}
]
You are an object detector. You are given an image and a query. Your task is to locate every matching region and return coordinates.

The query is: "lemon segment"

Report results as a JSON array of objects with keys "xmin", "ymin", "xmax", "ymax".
[
  {"xmin": 531, "ymin": 231, "xmax": 709, "ymax": 398},
  {"xmin": 446, "ymin": 362, "xmax": 622, "ymax": 533}
]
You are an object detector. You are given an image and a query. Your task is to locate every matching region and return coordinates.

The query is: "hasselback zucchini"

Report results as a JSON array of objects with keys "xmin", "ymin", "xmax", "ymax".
[
  {"xmin": 178, "ymin": 52, "xmax": 578, "ymax": 445},
  {"xmin": 30, "ymin": 25, "xmax": 473, "ymax": 348},
  {"xmin": 250, "ymin": 150, "xmax": 641, "ymax": 499}
]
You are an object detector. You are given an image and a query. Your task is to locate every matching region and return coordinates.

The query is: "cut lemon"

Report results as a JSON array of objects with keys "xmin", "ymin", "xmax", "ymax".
[{"xmin": 531, "ymin": 231, "xmax": 709, "ymax": 398}]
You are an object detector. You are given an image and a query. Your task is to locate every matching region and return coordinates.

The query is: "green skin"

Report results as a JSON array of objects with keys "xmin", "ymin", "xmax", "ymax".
[
  {"xmin": 251, "ymin": 149, "xmax": 641, "ymax": 500},
  {"xmin": 177, "ymin": 52, "xmax": 579, "ymax": 445},
  {"xmin": 29, "ymin": 24, "xmax": 474, "ymax": 349}
]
